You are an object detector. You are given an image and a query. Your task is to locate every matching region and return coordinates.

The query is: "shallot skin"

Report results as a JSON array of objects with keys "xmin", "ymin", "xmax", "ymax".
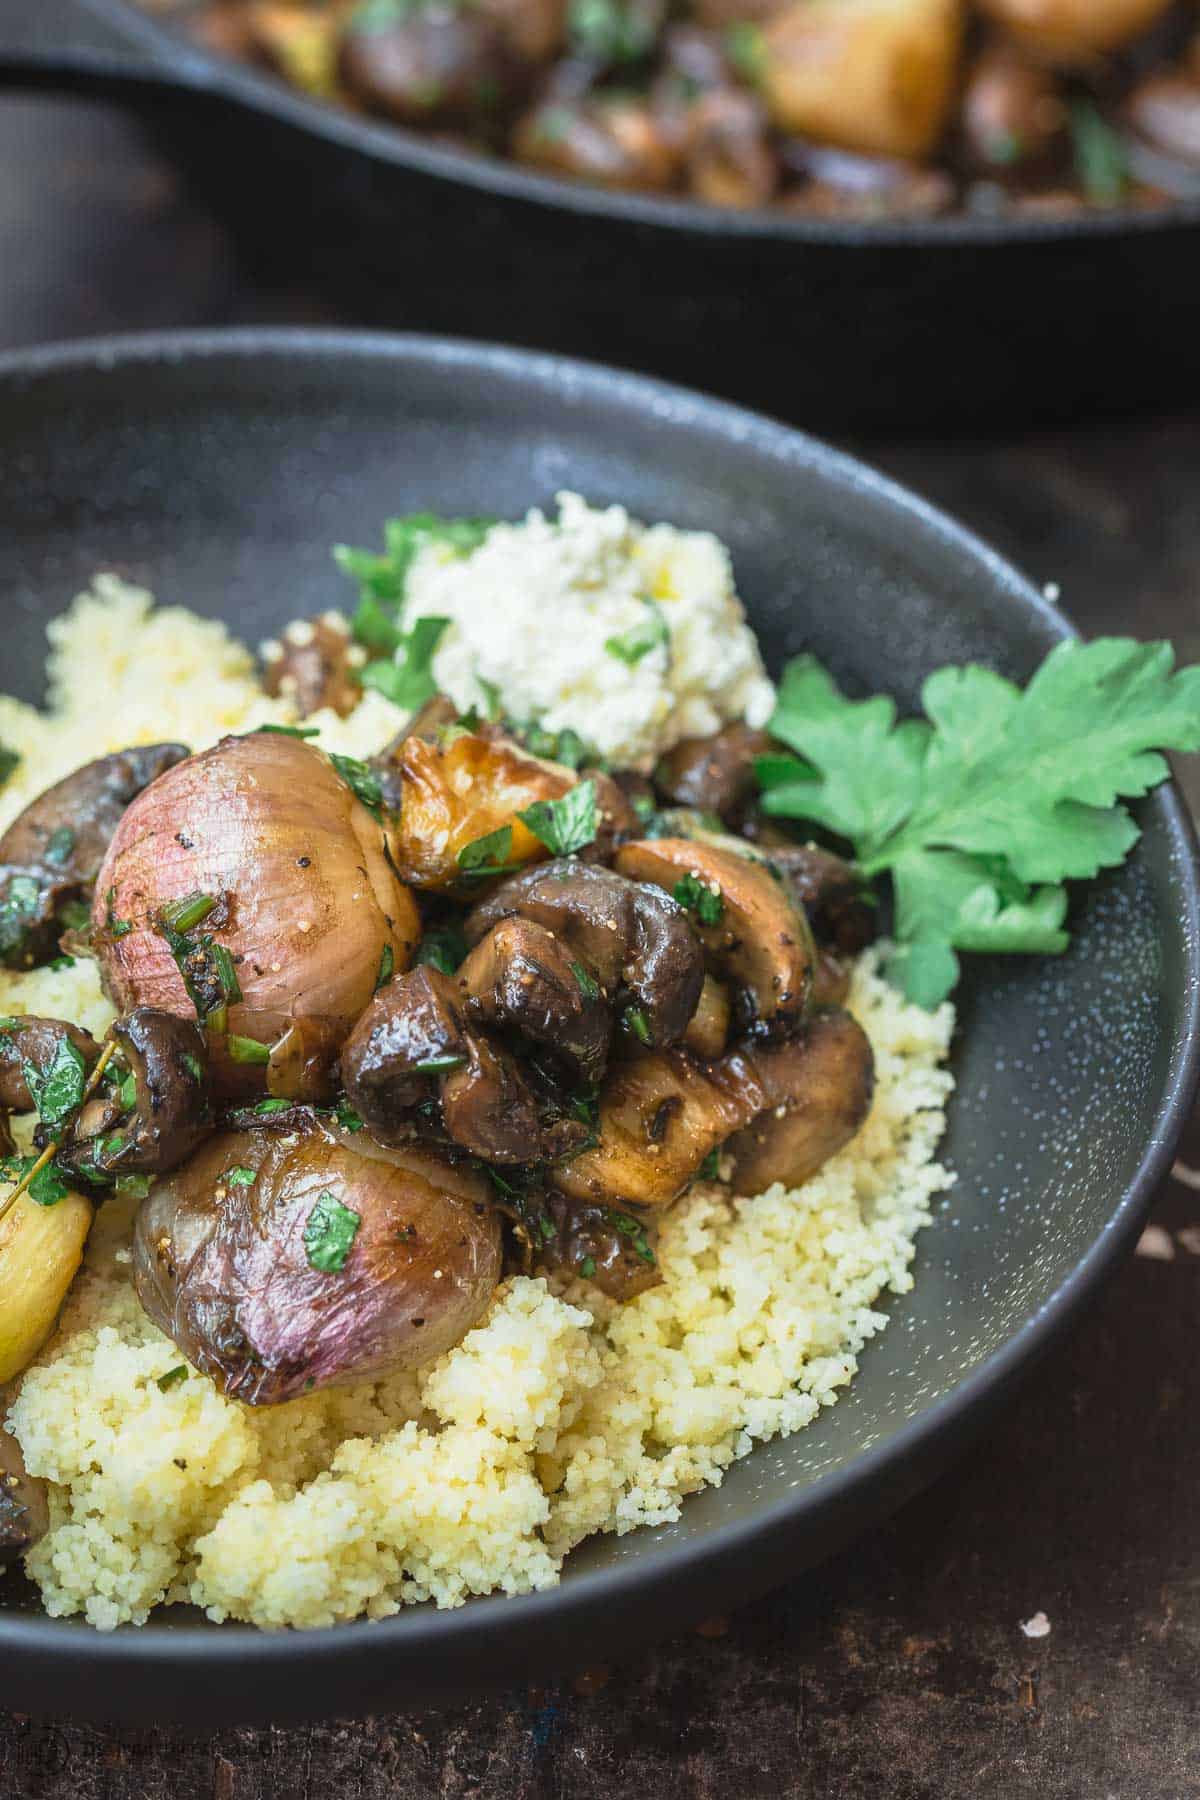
[
  {"xmin": 92, "ymin": 733, "xmax": 420, "ymax": 1097},
  {"xmin": 133, "ymin": 1121, "xmax": 502, "ymax": 1404}
]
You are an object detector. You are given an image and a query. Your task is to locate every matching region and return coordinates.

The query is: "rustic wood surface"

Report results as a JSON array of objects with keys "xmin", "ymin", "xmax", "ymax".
[{"xmin": 1, "ymin": 83, "xmax": 1199, "ymax": 1800}]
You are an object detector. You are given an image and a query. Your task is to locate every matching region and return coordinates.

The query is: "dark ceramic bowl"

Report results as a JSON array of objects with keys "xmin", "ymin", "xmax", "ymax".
[
  {"xmin": 0, "ymin": 330, "xmax": 1196, "ymax": 1726},
  {"xmin": 3, "ymin": 0, "xmax": 1200, "ymax": 428}
]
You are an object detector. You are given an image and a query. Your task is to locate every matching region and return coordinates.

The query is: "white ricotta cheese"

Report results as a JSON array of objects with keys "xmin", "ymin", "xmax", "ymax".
[{"xmin": 404, "ymin": 492, "xmax": 776, "ymax": 770}]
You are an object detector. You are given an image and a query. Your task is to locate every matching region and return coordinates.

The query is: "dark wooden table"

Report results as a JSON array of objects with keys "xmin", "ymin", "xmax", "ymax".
[{"xmin": 2, "ymin": 87, "xmax": 1200, "ymax": 1800}]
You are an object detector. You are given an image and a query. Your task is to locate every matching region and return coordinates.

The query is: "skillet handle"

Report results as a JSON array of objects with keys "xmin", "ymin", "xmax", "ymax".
[{"xmin": 0, "ymin": 0, "xmax": 212, "ymax": 101}]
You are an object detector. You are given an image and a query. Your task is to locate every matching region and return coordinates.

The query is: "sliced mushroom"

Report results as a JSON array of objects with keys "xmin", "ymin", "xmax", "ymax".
[
  {"xmin": 466, "ymin": 859, "xmax": 704, "ymax": 1047},
  {"xmin": 458, "ymin": 915, "xmax": 611, "ymax": 1085},
  {"xmin": 551, "ymin": 1046, "xmax": 752, "ymax": 1211},
  {"xmin": 767, "ymin": 845, "xmax": 877, "ymax": 955},
  {"xmin": 614, "ymin": 837, "xmax": 815, "ymax": 1033},
  {"xmin": 341, "ymin": 963, "xmax": 588, "ymax": 1163},
  {"xmin": 260, "ymin": 613, "xmax": 364, "ymax": 719},
  {"xmin": 0, "ymin": 743, "xmax": 188, "ymax": 970},
  {"xmin": 58, "ymin": 1009, "xmax": 211, "ymax": 1184},
  {"xmin": 513, "ymin": 96, "xmax": 683, "ymax": 190},
  {"xmin": 0, "ymin": 1016, "xmax": 101, "ymax": 1115},
  {"xmin": 721, "ymin": 1008, "xmax": 875, "ymax": 1196},
  {"xmin": 654, "ymin": 723, "xmax": 772, "ymax": 823},
  {"xmin": 682, "ymin": 973, "xmax": 731, "ymax": 1059},
  {"xmin": 0, "ymin": 1425, "xmax": 49, "ymax": 1564},
  {"xmin": 133, "ymin": 1119, "xmax": 502, "ymax": 1403}
]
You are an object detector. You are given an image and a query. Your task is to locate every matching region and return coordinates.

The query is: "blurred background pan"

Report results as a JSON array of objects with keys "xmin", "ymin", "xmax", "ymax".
[{"xmin": 1, "ymin": 0, "xmax": 1199, "ymax": 430}]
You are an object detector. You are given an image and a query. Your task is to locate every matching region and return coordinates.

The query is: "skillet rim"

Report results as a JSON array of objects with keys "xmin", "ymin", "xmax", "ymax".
[
  {"xmin": 74, "ymin": 0, "xmax": 1200, "ymax": 249},
  {"xmin": 0, "ymin": 325, "xmax": 1197, "ymax": 1681}
]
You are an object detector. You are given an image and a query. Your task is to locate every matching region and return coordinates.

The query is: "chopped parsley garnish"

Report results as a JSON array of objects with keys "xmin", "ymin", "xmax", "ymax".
[
  {"xmin": 43, "ymin": 826, "xmax": 75, "ymax": 867},
  {"xmin": 183, "ymin": 1053, "xmax": 205, "ymax": 1083},
  {"xmin": 571, "ymin": 960, "xmax": 600, "ymax": 1001},
  {"xmin": 456, "ymin": 825, "xmax": 520, "ymax": 880},
  {"xmin": 569, "ymin": 1089, "xmax": 600, "ymax": 1135},
  {"xmin": 376, "ymin": 943, "xmax": 395, "ymax": 992},
  {"xmin": 697, "ymin": 1149, "xmax": 721, "ymax": 1181},
  {"xmin": 156, "ymin": 910, "xmax": 241, "ymax": 1026},
  {"xmin": 414, "ymin": 1054, "xmax": 467, "ymax": 1074},
  {"xmin": 156, "ymin": 1365, "xmax": 188, "ymax": 1393},
  {"xmin": 724, "ymin": 20, "xmax": 764, "ymax": 83},
  {"xmin": 518, "ymin": 779, "xmax": 598, "ymax": 857},
  {"xmin": 0, "ymin": 1154, "xmax": 69, "ymax": 1208},
  {"xmin": 579, "ymin": 1254, "xmax": 597, "ymax": 1279},
  {"xmin": 518, "ymin": 722, "xmax": 593, "ymax": 770},
  {"xmin": 337, "ymin": 513, "xmax": 492, "ymax": 662},
  {"xmin": 303, "ymin": 1192, "xmax": 362, "ymax": 1274},
  {"xmin": 609, "ymin": 1210, "xmax": 655, "ymax": 1265},
  {"xmin": 476, "ymin": 674, "xmax": 503, "ymax": 720},
  {"xmin": 116, "ymin": 1173, "xmax": 151, "ymax": 1200},
  {"xmin": 226, "ymin": 1167, "xmax": 257, "ymax": 1187},
  {"xmin": 604, "ymin": 600, "xmax": 670, "ymax": 668},
  {"xmin": 254, "ymin": 1098, "xmax": 292, "ymax": 1115},
  {"xmin": 568, "ymin": 0, "xmax": 658, "ymax": 62},
  {"xmin": 625, "ymin": 1007, "xmax": 652, "ymax": 1047},
  {"xmin": 227, "ymin": 1034, "xmax": 271, "ymax": 1066},
  {"xmin": 104, "ymin": 886, "xmax": 133, "ymax": 939},
  {"xmin": 0, "ymin": 745, "xmax": 19, "ymax": 790},
  {"xmin": 48, "ymin": 954, "xmax": 76, "ymax": 972},
  {"xmin": 1070, "ymin": 100, "xmax": 1129, "ymax": 206},
  {"xmin": 330, "ymin": 753, "xmax": 384, "ymax": 820},
  {"xmin": 256, "ymin": 723, "xmax": 320, "ymax": 739},
  {"xmin": 159, "ymin": 890, "xmax": 217, "ymax": 935},
  {"xmin": 415, "ymin": 924, "xmax": 468, "ymax": 976},
  {"xmin": 360, "ymin": 615, "xmax": 450, "ymax": 713},
  {"xmin": 759, "ymin": 640, "xmax": 1200, "ymax": 1007},
  {"xmin": 118, "ymin": 1071, "xmax": 138, "ymax": 1111},
  {"xmin": 673, "ymin": 872, "xmax": 724, "ymax": 927},
  {"xmin": 22, "ymin": 1034, "xmax": 87, "ymax": 1129},
  {"xmin": 331, "ymin": 1099, "xmax": 364, "ymax": 1133}
]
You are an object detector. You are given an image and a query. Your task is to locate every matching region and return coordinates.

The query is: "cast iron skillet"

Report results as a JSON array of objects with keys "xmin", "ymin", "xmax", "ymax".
[
  {"xmin": 3, "ymin": 0, "xmax": 1200, "ymax": 430},
  {"xmin": 0, "ymin": 329, "xmax": 1197, "ymax": 1726}
]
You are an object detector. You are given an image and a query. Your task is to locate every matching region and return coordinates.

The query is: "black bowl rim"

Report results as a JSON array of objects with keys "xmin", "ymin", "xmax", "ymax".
[
  {"xmin": 77, "ymin": 0, "xmax": 1200, "ymax": 249},
  {"xmin": 0, "ymin": 326, "xmax": 1197, "ymax": 1674}
]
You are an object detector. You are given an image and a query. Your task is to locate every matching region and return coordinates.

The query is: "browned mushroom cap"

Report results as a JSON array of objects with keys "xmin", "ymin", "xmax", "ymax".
[
  {"xmin": 960, "ymin": 40, "xmax": 1065, "ymax": 174},
  {"xmin": 58, "ymin": 1009, "xmax": 211, "ymax": 1185},
  {"xmin": 685, "ymin": 90, "xmax": 779, "ymax": 209},
  {"xmin": 767, "ymin": 844, "xmax": 876, "ymax": 955},
  {"xmin": 260, "ymin": 614, "xmax": 365, "ymax": 719},
  {"xmin": 133, "ymin": 1119, "xmax": 502, "ymax": 1404},
  {"xmin": 720, "ymin": 1008, "xmax": 875, "ymax": 1196},
  {"xmin": 614, "ymin": 838, "xmax": 815, "ymax": 1033},
  {"xmin": 654, "ymin": 723, "xmax": 772, "ymax": 822},
  {"xmin": 0, "ymin": 743, "xmax": 188, "ymax": 970},
  {"xmin": 0, "ymin": 1424, "xmax": 48, "ymax": 1564},
  {"xmin": 465, "ymin": 859, "xmax": 704, "ymax": 1047},
  {"xmin": 342, "ymin": 965, "xmax": 470, "ymax": 1143},
  {"xmin": 441, "ymin": 1030, "xmax": 586, "ymax": 1164},
  {"xmin": 341, "ymin": 964, "xmax": 589, "ymax": 1163},
  {"xmin": 682, "ymin": 973, "xmax": 731, "ymax": 1059},
  {"xmin": 0, "ymin": 1016, "xmax": 101, "ymax": 1115},
  {"xmin": 339, "ymin": 5, "xmax": 526, "ymax": 126},
  {"xmin": 513, "ymin": 96, "xmax": 683, "ymax": 190},
  {"xmin": 536, "ymin": 1192, "xmax": 662, "ymax": 1301},
  {"xmin": 458, "ymin": 916, "xmax": 611, "ymax": 1085},
  {"xmin": 551, "ymin": 1046, "xmax": 753, "ymax": 1211}
]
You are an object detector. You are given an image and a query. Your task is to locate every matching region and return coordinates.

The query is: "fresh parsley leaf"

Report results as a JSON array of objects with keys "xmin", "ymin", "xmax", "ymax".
[
  {"xmin": 1071, "ymin": 100, "xmax": 1128, "ymax": 206},
  {"xmin": 1, "ymin": 1153, "xmax": 69, "ymax": 1207},
  {"xmin": 376, "ymin": 943, "xmax": 395, "ymax": 991},
  {"xmin": 415, "ymin": 924, "xmax": 468, "ymax": 975},
  {"xmin": 0, "ymin": 745, "xmax": 19, "ymax": 791},
  {"xmin": 156, "ymin": 1364, "xmax": 188, "ymax": 1393},
  {"xmin": 761, "ymin": 641, "xmax": 1200, "ymax": 1006},
  {"xmin": 568, "ymin": 0, "xmax": 658, "ymax": 62},
  {"xmin": 332, "ymin": 1099, "xmax": 364, "ymax": 1133},
  {"xmin": 604, "ymin": 601, "xmax": 670, "ymax": 667},
  {"xmin": 118, "ymin": 1071, "xmax": 138, "ymax": 1111},
  {"xmin": 579, "ymin": 1254, "xmax": 597, "ymax": 1280},
  {"xmin": 226, "ymin": 1167, "xmax": 257, "ymax": 1187},
  {"xmin": 23, "ymin": 1034, "xmax": 87, "ymax": 1129},
  {"xmin": 673, "ymin": 872, "xmax": 724, "ymax": 926},
  {"xmin": 697, "ymin": 1148, "xmax": 721, "ymax": 1181},
  {"xmin": 48, "ymin": 954, "xmax": 76, "ymax": 972},
  {"xmin": 337, "ymin": 514, "xmax": 493, "ymax": 652},
  {"xmin": 518, "ymin": 780, "xmax": 598, "ymax": 857},
  {"xmin": 517, "ymin": 721, "xmax": 597, "ymax": 770},
  {"xmin": 303, "ymin": 1193, "xmax": 362, "ymax": 1274},
  {"xmin": 725, "ymin": 19, "xmax": 764, "ymax": 83},
  {"xmin": 256, "ymin": 723, "xmax": 320, "ymax": 739},
  {"xmin": 360, "ymin": 615, "xmax": 450, "ymax": 712},
  {"xmin": 609, "ymin": 1209, "xmax": 655, "ymax": 1265},
  {"xmin": 571, "ymin": 960, "xmax": 600, "ymax": 1001},
  {"xmin": 330, "ymin": 753, "xmax": 385, "ymax": 819},
  {"xmin": 625, "ymin": 1006, "xmax": 652, "ymax": 1046},
  {"xmin": 254, "ymin": 1097, "xmax": 293, "ymax": 1115},
  {"xmin": 456, "ymin": 825, "xmax": 518, "ymax": 879}
]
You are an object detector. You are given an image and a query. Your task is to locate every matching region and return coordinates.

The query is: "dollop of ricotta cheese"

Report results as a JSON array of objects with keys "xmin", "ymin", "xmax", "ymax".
[{"xmin": 405, "ymin": 492, "xmax": 775, "ymax": 770}]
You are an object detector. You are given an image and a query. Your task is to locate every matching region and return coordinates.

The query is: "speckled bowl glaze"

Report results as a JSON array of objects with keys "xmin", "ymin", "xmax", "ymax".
[{"xmin": 0, "ymin": 331, "xmax": 1196, "ymax": 1726}]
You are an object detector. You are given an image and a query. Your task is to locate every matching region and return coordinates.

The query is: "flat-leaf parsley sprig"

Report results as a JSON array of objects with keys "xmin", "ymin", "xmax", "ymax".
[{"xmin": 757, "ymin": 639, "xmax": 1200, "ymax": 1008}]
